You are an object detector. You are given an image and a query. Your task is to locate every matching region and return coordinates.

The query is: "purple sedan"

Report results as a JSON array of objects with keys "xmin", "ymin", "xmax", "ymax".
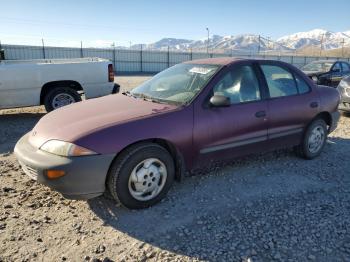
[{"xmin": 15, "ymin": 58, "xmax": 340, "ymax": 209}]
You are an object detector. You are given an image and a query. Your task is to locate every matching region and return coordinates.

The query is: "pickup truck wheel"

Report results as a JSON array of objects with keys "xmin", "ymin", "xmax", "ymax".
[
  {"xmin": 295, "ymin": 119, "xmax": 327, "ymax": 159},
  {"xmin": 107, "ymin": 143, "xmax": 175, "ymax": 209},
  {"xmin": 44, "ymin": 87, "xmax": 81, "ymax": 112}
]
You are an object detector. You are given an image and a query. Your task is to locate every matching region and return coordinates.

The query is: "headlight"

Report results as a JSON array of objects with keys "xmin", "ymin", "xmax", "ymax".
[
  {"xmin": 40, "ymin": 140, "xmax": 97, "ymax": 157},
  {"xmin": 339, "ymin": 80, "xmax": 350, "ymax": 97},
  {"xmin": 312, "ymin": 76, "xmax": 318, "ymax": 83}
]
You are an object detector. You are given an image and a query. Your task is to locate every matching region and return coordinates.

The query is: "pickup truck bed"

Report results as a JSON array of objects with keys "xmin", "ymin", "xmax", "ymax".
[{"xmin": 0, "ymin": 57, "xmax": 118, "ymax": 111}]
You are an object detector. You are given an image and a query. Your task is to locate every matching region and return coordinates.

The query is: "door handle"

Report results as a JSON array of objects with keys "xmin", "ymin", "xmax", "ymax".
[
  {"xmin": 310, "ymin": 102, "xmax": 318, "ymax": 108},
  {"xmin": 255, "ymin": 111, "xmax": 266, "ymax": 118}
]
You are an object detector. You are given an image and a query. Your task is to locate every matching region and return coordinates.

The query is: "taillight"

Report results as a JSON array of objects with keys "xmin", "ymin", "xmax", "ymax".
[{"xmin": 108, "ymin": 64, "xmax": 114, "ymax": 82}]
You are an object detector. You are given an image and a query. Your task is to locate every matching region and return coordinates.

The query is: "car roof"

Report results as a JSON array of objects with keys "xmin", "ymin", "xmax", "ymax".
[
  {"xmin": 183, "ymin": 57, "xmax": 245, "ymax": 66},
  {"xmin": 309, "ymin": 60, "xmax": 337, "ymax": 64},
  {"xmin": 183, "ymin": 57, "xmax": 296, "ymax": 67}
]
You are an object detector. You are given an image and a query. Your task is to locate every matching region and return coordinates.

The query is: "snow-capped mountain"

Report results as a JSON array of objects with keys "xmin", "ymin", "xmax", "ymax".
[
  {"xmin": 132, "ymin": 29, "xmax": 350, "ymax": 52},
  {"xmin": 277, "ymin": 29, "xmax": 350, "ymax": 49},
  {"xmin": 144, "ymin": 34, "xmax": 290, "ymax": 52}
]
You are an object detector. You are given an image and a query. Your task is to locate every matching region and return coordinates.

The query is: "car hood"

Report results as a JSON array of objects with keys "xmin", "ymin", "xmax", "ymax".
[
  {"xmin": 28, "ymin": 94, "xmax": 179, "ymax": 149},
  {"xmin": 302, "ymin": 70, "xmax": 325, "ymax": 76}
]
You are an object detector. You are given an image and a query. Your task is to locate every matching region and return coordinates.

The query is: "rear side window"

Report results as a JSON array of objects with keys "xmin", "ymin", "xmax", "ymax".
[
  {"xmin": 295, "ymin": 74, "xmax": 310, "ymax": 94},
  {"xmin": 342, "ymin": 62, "xmax": 350, "ymax": 72},
  {"xmin": 260, "ymin": 65, "xmax": 298, "ymax": 98}
]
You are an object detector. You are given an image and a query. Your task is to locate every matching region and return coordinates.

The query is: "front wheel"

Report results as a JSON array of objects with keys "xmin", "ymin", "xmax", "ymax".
[
  {"xmin": 44, "ymin": 87, "xmax": 81, "ymax": 112},
  {"xmin": 107, "ymin": 143, "xmax": 175, "ymax": 209},
  {"xmin": 295, "ymin": 119, "xmax": 328, "ymax": 159}
]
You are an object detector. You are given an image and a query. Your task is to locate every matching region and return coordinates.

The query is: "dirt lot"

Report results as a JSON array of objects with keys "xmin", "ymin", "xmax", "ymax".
[{"xmin": 1, "ymin": 76, "xmax": 350, "ymax": 262}]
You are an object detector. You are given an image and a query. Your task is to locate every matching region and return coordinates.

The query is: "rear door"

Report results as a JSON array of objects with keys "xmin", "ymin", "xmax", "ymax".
[
  {"xmin": 192, "ymin": 61, "xmax": 269, "ymax": 167},
  {"xmin": 330, "ymin": 62, "xmax": 343, "ymax": 87},
  {"xmin": 258, "ymin": 62, "xmax": 319, "ymax": 150}
]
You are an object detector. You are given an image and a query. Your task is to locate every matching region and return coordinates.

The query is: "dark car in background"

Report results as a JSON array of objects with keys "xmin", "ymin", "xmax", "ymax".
[
  {"xmin": 338, "ymin": 75, "xmax": 350, "ymax": 113},
  {"xmin": 302, "ymin": 60, "xmax": 350, "ymax": 87},
  {"xmin": 15, "ymin": 58, "xmax": 340, "ymax": 209}
]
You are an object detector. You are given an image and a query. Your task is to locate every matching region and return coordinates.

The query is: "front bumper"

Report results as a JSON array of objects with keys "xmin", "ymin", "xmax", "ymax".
[
  {"xmin": 338, "ymin": 93, "xmax": 350, "ymax": 112},
  {"xmin": 14, "ymin": 133, "xmax": 115, "ymax": 200}
]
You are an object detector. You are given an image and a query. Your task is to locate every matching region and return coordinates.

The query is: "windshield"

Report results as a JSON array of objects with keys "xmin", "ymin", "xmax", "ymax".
[
  {"xmin": 130, "ymin": 63, "xmax": 220, "ymax": 105},
  {"xmin": 302, "ymin": 62, "xmax": 333, "ymax": 72}
]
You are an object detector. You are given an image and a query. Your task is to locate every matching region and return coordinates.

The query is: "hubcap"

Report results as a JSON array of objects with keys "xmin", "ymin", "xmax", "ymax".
[
  {"xmin": 308, "ymin": 125, "xmax": 325, "ymax": 154},
  {"xmin": 128, "ymin": 158, "xmax": 167, "ymax": 201},
  {"xmin": 52, "ymin": 93, "xmax": 76, "ymax": 109}
]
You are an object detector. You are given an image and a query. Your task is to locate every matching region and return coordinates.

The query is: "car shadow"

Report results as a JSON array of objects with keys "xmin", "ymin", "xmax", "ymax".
[
  {"xmin": 88, "ymin": 135, "xmax": 350, "ymax": 260},
  {"xmin": 0, "ymin": 112, "xmax": 45, "ymax": 154}
]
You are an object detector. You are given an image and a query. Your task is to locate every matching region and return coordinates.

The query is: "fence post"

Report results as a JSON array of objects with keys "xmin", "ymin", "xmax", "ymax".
[
  {"xmin": 291, "ymin": 55, "xmax": 294, "ymax": 65},
  {"xmin": 140, "ymin": 44, "xmax": 143, "ymax": 73},
  {"xmin": 80, "ymin": 41, "xmax": 83, "ymax": 58},
  {"xmin": 167, "ymin": 46, "xmax": 170, "ymax": 68},
  {"xmin": 42, "ymin": 38, "xmax": 46, "ymax": 59},
  {"xmin": 113, "ymin": 43, "xmax": 116, "ymax": 72},
  {"xmin": 304, "ymin": 56, "xmax": 307, "ymax": 66}
]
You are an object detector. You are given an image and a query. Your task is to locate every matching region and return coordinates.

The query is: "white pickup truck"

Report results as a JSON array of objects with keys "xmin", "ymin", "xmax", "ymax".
[{"xmin": 0, "ymin": 58, "xmax": 119, "ymax": 112}]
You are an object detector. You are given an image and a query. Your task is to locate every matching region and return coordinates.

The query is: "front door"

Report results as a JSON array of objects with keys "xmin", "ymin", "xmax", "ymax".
[{"xmin": 193, "ymin": 62, "xmax": 268, "ymax": 167}]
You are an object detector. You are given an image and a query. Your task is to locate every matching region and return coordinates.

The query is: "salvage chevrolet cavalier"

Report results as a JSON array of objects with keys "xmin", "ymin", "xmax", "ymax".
[{"xmin": 15, "ymin": 58, "xmax": 340, "ymax": 209}]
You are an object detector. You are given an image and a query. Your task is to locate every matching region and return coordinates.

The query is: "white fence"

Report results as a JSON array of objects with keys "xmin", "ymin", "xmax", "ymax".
[{"xmin": 2, "ymin": 44, "xmax": 350, "ymax": 73}]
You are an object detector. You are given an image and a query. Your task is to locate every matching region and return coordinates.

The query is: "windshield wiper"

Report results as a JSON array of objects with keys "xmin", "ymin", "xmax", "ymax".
[
  {"xmin": 131, "ymin": 93, "xmax": 168, "ymax": 104},
  {"xmin": 122, "ymin": 91, "xmax": 132, "ymax": 96}
]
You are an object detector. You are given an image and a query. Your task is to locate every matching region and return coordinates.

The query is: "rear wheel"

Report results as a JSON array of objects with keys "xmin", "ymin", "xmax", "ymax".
[
  {"xmin": 295, "ymin": 119, "xmax": 327, "ymax": 159},
  {"xmin": 107, "ymin": 143, "xmax": 175, "ymax": 209},
  {"xmin": 44, "ymin": 87, "xmax": 81, "ymax": 112}
]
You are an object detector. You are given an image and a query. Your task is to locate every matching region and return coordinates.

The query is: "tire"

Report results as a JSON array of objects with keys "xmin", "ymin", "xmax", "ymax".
[
  {"xmin": 44, "ymin": 87, "xmax": 81, "ymax": 112},
  {"xmin": 107, "ymin": 143, "xmax": 175, "ymax": 209},
  {"xmin": 294, "ymin": 118, "xmax": 328, "ymax": 159}
]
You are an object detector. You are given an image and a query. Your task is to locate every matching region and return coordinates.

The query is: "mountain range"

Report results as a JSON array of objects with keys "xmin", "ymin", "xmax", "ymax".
[{"xmin": 133, "ymin": 29, "xmax": 350, "ymax": 52}]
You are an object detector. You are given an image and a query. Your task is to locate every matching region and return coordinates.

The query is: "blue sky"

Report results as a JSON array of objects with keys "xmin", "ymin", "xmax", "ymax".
[{"xmin": 0, "ymin": 0, "xmax": 349, "ymax": 47}]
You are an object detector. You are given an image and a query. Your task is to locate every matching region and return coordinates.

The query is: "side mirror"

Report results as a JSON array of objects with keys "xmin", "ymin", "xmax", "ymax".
[{"xmin": 209, "ymin": 94, "xmax": 230, "ymax": 107}]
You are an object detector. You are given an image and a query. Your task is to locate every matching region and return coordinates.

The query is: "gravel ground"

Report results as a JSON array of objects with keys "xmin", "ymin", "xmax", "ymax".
[{"xmin": 1, "ymin": 76, "xmax": 350, "ymax": 262}]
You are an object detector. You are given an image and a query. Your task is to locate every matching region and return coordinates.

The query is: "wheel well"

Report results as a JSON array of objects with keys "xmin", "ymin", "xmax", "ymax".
[
  {"xmin": 40, "ymin": 81, "xmax": 83, "ymax": 104},
  {"xmin": 315, "ymin": 111, "xmax": 332, "ymax": 128},
  {"xmin": 111, "ymin": 139, "xmax": 186, "ymax": 182}
]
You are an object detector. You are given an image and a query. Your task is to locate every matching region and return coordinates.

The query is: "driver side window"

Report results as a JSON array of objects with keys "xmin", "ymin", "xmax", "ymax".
[{"xmin": 213, "ymin": 65, "xmax": 261, "ymax": 105}]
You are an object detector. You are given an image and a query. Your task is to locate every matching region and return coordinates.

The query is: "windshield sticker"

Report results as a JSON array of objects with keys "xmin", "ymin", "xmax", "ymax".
[{"xmin": 189, "ymin": 67, "xmax": 214, "ymax": 75}]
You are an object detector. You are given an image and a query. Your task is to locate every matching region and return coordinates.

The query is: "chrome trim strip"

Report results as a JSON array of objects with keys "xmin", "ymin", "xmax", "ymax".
[
  {"xmin": 200, "ymin": 135, "xmax": 267, "ymax": 154},
  {"xmin": 268, "ymin": 128, "xmax": 303, "ymax": 139}
]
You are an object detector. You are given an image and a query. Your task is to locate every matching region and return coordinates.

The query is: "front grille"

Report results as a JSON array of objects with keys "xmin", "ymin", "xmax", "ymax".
[{"xmin": 20, "ymin": 162, "xmax": 38, "ymax": 180}]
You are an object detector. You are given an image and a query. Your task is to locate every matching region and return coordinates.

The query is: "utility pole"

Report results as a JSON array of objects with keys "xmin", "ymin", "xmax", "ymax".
[
  {"xmin": 129, "ymin": 41, "xmax": 132, "ymax": 49},
  {"xmin": 206, "ymin": 27, "xmax": 209, "ymax": 54},
  {"xmin": 341, "ymin": 38, "xmax": 345, "ymax": 57},
  {"xmin": 41, "ymin": 38, "xmax": 46, "ymax": 59},
  {"xmin": 80, "ymin": 41, "xmax": 83, "ymax": 58},
  {"xmin": 319, "ymin": 34, "xmax": 324, "ymax": 57},
  {"xmin": 258, "ymin": 35, "xmax": 261, "ymax": 54}
]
